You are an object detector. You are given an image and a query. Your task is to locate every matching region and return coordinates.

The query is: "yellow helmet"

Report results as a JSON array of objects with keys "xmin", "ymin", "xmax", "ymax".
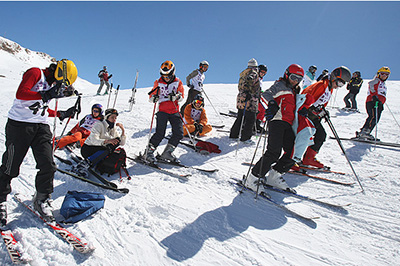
[
  {"xmin": 377, "ymin": 66, "xmax": 391, "ymax": 74},
  {"xmin": 54, "ymin": 59, "xmax": 78, "ymax": 85}
]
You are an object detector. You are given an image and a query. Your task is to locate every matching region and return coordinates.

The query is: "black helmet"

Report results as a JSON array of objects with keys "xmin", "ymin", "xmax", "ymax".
[
  {"xmin": 192, "ymin": 94, "xmax": 205, "ymax": 109},
  {"xmin": 105, "ymin": 108, "xmax": 118, "ymax": 119},
  {"xmin": 331, "ymin": 66, "xmax": 351, "ymax": 82},
  {"xmin": 309, "ymin": 65, "xmax": 317, "ymax": 73},
  {"xmin": 258, "ymin": 64, "xmax": 268, "ymax": 72},
  {"xmin": 322, "ymin": 69, "xmax": 329, "ymax": 74},
  {"xmin": 354, "ymin": 71, "xmax": 361, "ymax": 77}
]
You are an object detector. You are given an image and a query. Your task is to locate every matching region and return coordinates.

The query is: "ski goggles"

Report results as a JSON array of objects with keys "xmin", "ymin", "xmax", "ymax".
[
  {"xmin": 194, "ymin": 100, "xmax": 203, "ymax": 106},
  {"xmin": 92, "ymin": 109, "xmax": 101, "ymax": 113},
  {"xmin": 289, "ymin": 73, "xmax": 303, "ymax": 83},
  {"xmin": 379, "ymin": 72, "xmax": 390, "ymax": 77},
  {"xmin": 336, "ymin": 79, "xmax": 345, "ymax": 87}
]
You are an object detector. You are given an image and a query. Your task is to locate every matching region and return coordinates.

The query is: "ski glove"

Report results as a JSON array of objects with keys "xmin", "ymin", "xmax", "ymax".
[
  {"xmin": 41, "ymin": 82, "xmax": 75, "ymax": 102},
  {"xmin": 168, "ymin": 91, "xmax": 181, "ymax": 102},
  {"xmin": 298, "ymin": 107, "xmax": 309, "ymax": 117},
  {"xmin": 58, "ymin": 106, "xmax": 77, "ymax": 121},
  {"xmin": 149, "ymin": 95, "xmax": 159, "ymax": 103},
  {"xmin": 265, "ymin": 100, "xmax": 279, "ymax": 121},
  {"xmin": 318, "ymin": 108, "xmax": 329, "ymax": 118},
  {"xmin": 194, "ymin": 122, "xmax": 204, "ymax": 133}
]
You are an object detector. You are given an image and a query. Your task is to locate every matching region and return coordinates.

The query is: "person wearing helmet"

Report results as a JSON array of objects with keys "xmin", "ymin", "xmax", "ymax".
[
  {"xmin": 356, "ymin": 67, "xmax": 391, "ymax": 140},
  {"xmin": 55, "ymin": 104, "xmax": 104, "ymax": 150},
  {"xmin": 142, "ymin": 60, "xmax": 185, "ymax": 163},
  {"xmin": 183, "ymin": 94, "xmax": 212, "ymax": 137},
  {"xmin": 300, "ymin": 66, "xmax": 351, "ymax": 168},
  {"xmin": 255, "ymin": 64, "xmax": 268, "ymax": 133},
  {"xmin": 245, "ymin": 64, "xmax": 304, "ymax": 193},
  {"xmin": 343, "ymin": 71, "xmax": 363, "ymax": 112},
  {"xmin": 96, "ymin": 66, "xmax": 113, "ymax": 95},
  {"xmin": 317, "ymin": 69, "xmax": 329, "ymax": 81},
  {"xmin": 229, "ymin": 58, "xmax": 261, "ymax": 143},
  {"xmin": 180, "ymin": 61, "xmax": 209, "ymax": 116},
  {"xmin": 301, "ymin": 65, "xmax": 318, "ymax": 89},
  {"xmin": 0, "ymin": 60, "xmax": 79, "ymax": 225}
]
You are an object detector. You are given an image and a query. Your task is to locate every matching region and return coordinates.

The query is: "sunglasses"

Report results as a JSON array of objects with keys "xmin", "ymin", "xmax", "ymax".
[
  {"xmin": 92, "ymin": 109, "xmax": 100, "ymax": 113},
  {"xmin": 336, "ymin": 79, "xmax": 345, "ymax": 87},
  {"xmin": 379, "ymin": 72, "xmax": 390, "ymax": 76},
  {"xmin": 289, "ymin": 73, "xmax": 303, "ymax": 83}
]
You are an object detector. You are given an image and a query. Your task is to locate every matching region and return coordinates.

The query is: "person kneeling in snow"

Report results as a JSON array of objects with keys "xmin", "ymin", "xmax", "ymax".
[{"xmin": 183, "ymin": 95, "xmax": 212, "ymax": 137}]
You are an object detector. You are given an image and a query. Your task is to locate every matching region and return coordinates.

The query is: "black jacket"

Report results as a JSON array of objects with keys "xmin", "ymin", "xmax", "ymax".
[{"xmin": 347, "ymin": 77, "xmax": 363, "ymax": 94}]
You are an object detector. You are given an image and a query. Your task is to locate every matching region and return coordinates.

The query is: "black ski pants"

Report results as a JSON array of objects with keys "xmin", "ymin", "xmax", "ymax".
[
  {"xmin": 180, "ymin": 88, "xmax": 201, "ymax": 116},
  {"xmin": 252, "ymin": 120, "xmax": 295, "ymax": 177},
  {"xmin": 343, "ymin": 92, "xmax": 358, "ymax": 109},
  {"xmin": 0, "ymin": 119, "xmax": 56, "ymax": 202},
  {"xmin": 150, "ymin": 112, "xmax": 183, "ymax": 148},
  {"xmin": 361, "ymin": 100, "xmax": 384, "ymax": 132},
  {"xmin": 229, "ymin": 108, "xmax": 256, "ymax": 141},
  {"xmin": 308, "ymin": 116, "xmax": 326, "ymax": 153}
]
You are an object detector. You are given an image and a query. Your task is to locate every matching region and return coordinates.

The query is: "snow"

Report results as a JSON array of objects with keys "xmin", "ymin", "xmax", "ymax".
[{"xmin": 1, "ymin": 36, "xmax": 400, "ymax": 266}]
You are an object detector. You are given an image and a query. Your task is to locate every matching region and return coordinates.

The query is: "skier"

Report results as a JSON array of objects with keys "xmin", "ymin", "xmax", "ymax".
[
  {"xmin": 180, "ymin": 61, "xmax": 209, "ymax": 116},
  {"xmin": 183, "ymin": 94, "xmax": 212, "ymax": 137},
  {"xmin": 343, "ymin": 71, "xmax": 363, "ymax": 111},
  {"xmin": 142, "ymin": 60, "xmax": 184, "ymax": 163},
  {"xmin": 301, "ymin": 66, "xmax": 351, "ymax": 168},
  {"xmin": 356, "ymin": 67, "xmax": 390, "ymax": 140},
  {"xmin": 316, "ymin": 69, "xmax": 329, "ymax": 81},
  {"xmin": 55, "ymin": 104, "xmax": 104, "ymax": 150},
  {"xmin": 255, "ymin": 64, "xmax": 268, "ymax": 133},
  {"xmin": 229, "ymin": 58, "xmax": 261, "ymax": 144},
  {"xmin": 301, "ymin": 65, "xmax": 317, "ymax": 89},
  {"xmin": 96, "ymin": 66, "xmax": 112, "ymax": 95},
  {"xmin": 0, "ymin": 60, "xmax": 78, "ymax": 225},
  {"xmin": 245, "ymin": 64, "xmax": 304, "ymax": 192},
  {"xmin": 81, "ymin": 108, "xmax": 126, "ymax": 163}
]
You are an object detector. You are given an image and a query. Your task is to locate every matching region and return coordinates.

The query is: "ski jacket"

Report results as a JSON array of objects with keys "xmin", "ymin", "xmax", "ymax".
[
  {"xmin": 69, "ymin": 114, "xmax": 103, "ymax": 138},
  {"xmin": 366, "ymin": 76, "xmax": 387, "ymax": 104},
  {"xmin": 149, "ymin": 76, "xmax": 184, "ymax": 114},
  {"xmin": 302, "ymin": 71, "xmax": 316, "ymax": 89},
  {"xmin": 183, "ymin": 104, "xmax": 208, "ymax": 126},
  {"xmin": 8, "ymin": 67, "xmax": 57, "ymax": 124},
  {"xmin": 84, "ymin": 119, "xmax": 126, "ymax": 147},
  {"xmin": 347, "ymin": 77, "xmax": 363, "ymax": 94},
  {"xmin": 262, "ymin": 78, "xmax": 297, "ymax": 125},
  {"xmin": 236, "ymin": 67, "xmax": 261, "ymax": 113},
  {"xmin": 302, "ymin": 79, "xmax": 332, "ymax": 108},
  {"xmin": 186, "ymin": 69, "xmax": 205, "ymax": 92},
  {"xmin": 98, "ymin": 70, "xmax": 109, "ymax": 81}
]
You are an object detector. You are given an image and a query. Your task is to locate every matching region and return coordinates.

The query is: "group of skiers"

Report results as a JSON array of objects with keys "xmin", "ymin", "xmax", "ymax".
[{"xmin": 0, "ymin": 56, "xmax": 392, "ymax": 227}]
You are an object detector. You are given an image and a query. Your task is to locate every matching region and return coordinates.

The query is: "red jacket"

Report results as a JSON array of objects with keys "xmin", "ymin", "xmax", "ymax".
[
  {"xmin": 302, "ymin": 79, "xmax": 331, "ymax": 107},
  {"xmin": 149, "ymin": 76, "xmax": 184, "ymax": 114}
]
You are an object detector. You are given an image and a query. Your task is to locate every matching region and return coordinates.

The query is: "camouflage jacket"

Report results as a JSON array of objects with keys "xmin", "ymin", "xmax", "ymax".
[{"xmin": 236, "ymin": 67, "xmax": 261, "ymax": 113}]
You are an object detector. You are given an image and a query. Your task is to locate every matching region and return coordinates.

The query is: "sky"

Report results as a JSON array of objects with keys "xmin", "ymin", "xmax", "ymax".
[{"xmin": 1, "ymin": 1, "xmax": 399, "ymax": 89}]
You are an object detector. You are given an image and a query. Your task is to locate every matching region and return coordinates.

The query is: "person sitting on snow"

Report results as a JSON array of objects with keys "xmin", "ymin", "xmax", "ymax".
[{"xmin": 183, "ymin": 94, "xmax": 212, "ymax": 137}]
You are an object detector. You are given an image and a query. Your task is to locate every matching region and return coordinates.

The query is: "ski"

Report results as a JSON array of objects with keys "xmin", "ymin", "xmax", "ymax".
[
  {"xmin": 128, "ymin": 70, "xmax": 139, "ymax": 112},
  {"xmin": 210, "ymin": 124, "xmax": 225, "ymax": 129},
  {"xmin": 165, "ymin": 136, "xmax": 211, "ymax": 155},
  {"xmin": 230, "ymin": 179, "xmax": 319, "ymax": 221},
  {"xmin": 1, "ymin": 228, "xmax": 31, "ymax": 264},
  {"xmin": 127, "ymin": 155, "xmax": 190, "ymax": 181},
  {"xmin": 330, "ymin": 136, "xmax": 400, "ymax": 148},
  {"xmin": 216, "ymin": 129, "xmax": 230, "ymax": 133},
  {"xmin": 57, "ymin": 168, "xmax": 129, "ymax": 193},
  {"xmin": 14, "ymin": 195, "xmax": 95, "ymax": 254},
  {"xmin": 155, "ymin": 155, "xmax": 218, "ymax": 173},
  {"xmin": 219, "ymin": 112, "xmax": 237, "ymax": 118},
  {"xmin": 298, "ymin": 164, "xmax": 347, "ymax": 175}
]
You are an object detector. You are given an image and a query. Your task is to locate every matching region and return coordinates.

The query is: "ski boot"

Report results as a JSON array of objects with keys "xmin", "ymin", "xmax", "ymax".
[
  {"xmin": 302, "ymin": 147, "xmax": 324, "ymax": 168},
  {"xmin": 142, "ymin": 143, "xmax": 157, "ymax": 164},
  {"xmin": 33, "ymin": 193, "xmax": 55, "ymax": 223},
  {"xmin": 0, "ymin": 202, "xmax": 7, "ymax": 227},
  {"xmin": 159, "ymin": 144, "xmax": 180, "ymax": 163},
  {"xmin": 265, "ymin": 169, "xmax": 295, "ymax": 193}
]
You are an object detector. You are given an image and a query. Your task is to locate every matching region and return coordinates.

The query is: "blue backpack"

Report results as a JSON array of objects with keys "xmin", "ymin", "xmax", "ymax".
[{"xmin": 60, "ymin": 191, "xmax": 105, "ymax": 223}]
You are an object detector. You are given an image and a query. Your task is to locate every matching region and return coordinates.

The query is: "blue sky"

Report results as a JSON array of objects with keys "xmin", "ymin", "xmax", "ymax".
[{"xmin": 1, "ymin": 1, "xmax": 399, "ymax": 89}]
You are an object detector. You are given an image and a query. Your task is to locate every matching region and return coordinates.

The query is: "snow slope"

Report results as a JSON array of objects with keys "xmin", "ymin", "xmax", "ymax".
[{"xmin": 1, "ymin": 36, "xmax": 400, "ymax": 266}]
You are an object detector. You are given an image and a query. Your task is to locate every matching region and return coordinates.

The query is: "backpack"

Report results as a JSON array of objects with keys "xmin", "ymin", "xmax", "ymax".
[
  {"xmin": 60, "ymin": 191, "xmax": 105, "ymax": 223},
  {"xmin": 95, "ymin": 147, "xmax": 128, "ymax": 176}
]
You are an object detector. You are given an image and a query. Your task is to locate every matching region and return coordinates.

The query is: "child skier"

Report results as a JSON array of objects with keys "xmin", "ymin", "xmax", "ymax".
[{"xmin": 183, "ymin": 94, "xmax": 212, "ymax": 137}]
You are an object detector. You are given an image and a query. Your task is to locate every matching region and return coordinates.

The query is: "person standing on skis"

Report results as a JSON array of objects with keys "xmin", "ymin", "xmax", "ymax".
[
  {"xmin": 356, "ymin": 66, "xmax": 390, "ymax": 140},
  {"xmin": 245, "ymin": 64, "xmax": 304, "ymax": 193},
  {"xmin": 96, "ymin": 66, "xmax": 112, "ymax": 95},
  {"xmin": 343, "ymin": 71, "xmax": 363, "ymax": 111},
  {"xmin": 0, "ymin": 60, "xmax": 78, "ymax": 225},
  {"xmin": 301, "ymin": 66, "xmax": 351, "ymax": 168},
  {"xmin": 301, "ymin": 65, "xmax": 317, "ymax": 89},
  {"xmin": 142, "ymin": 60, "xmax": 185, "ymax": 163},
  {"xmin": 180, "ymin": 61, "xmax": 209, "ymax": 116}
]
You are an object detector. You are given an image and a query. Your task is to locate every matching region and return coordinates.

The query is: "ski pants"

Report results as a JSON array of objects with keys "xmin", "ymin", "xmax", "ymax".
[
  {"xmin": 252, "ymin": 120, "xmax": 295, "ymax": 177},
  {"xmin": 150, "ymin": 112, "xmax": 183, "ymax": 148},
  {"xmin": 180, "ymin": 89, "xmax": 201, "ymax": 116},
  {"xmin": 343, "ymin": 92, "xmax": 358, "ymax": 109},
  {"xmin": 0, "ymin": 119, "xmax": 56, "ymax": 203},
  {"xmin": 308, "ymin": 116, "xmax": 326, "ymax": 153},
  {"xmin": 97, "ymin": 79, "xmax": 110, "ymax": 94},
  {"xmin": 361, "ymin": 100, "xmax": 384, "ymax": 132},
  {"xmin": 229, "ymin": 108, "xmax": 256, "ymax": 141}
]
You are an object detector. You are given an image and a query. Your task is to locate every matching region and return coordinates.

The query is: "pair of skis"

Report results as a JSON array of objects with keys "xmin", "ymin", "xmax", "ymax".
[
  {"xmin": 330, "ymin": 136, "xmax": 400, "ymax": 148},
  {"xmin": 128, "ymin": 70, "xmax": 139, "ymax": 112}
]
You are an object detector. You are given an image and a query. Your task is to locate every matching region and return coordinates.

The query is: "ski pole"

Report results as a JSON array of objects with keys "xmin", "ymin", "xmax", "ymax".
[
  {"xmin": 107, "ymin": 83, "xmax": 113, "ymax": 109},
  {"xmin": 128, "ymin": 70, "xmax": 139, "ymax": 112},
  {"xmin": 254, "ymin": 122, "xmax": 269, "ymax": 199},
  {"xmin": 323, "ymin": 108, "xmax": 365, "ymax": 193},
  {"xmin": 172, "ymin": 100, "xmax": 197, "ymax": 151},
  {"xmin": 374, "ymin": 101, "xmax": 379, "ymax": 149},
  {"xmin": 384, "ymin": 102, "xmax": 400, "ymax": 131},
  {"xmin": 235, "ymin": 100, "xmax": 248, "ymax": 156},
  {"xmin": 144, "ymin": 87, "xmax": 160, "ymax": 160},
  {"xmin": 52, "ymin": 99, "xmax": 59, "ymax": 151},
  {"xmin": 59, "ymin": 95, "xmax": 82, "ymax": 137},
  {"xmin": 201, "ymin": 88, "xmax": 225, "ymax": 126},
  {"xmin": 112, "ymin": 85, "xmax": 120, "ymax": 108}
]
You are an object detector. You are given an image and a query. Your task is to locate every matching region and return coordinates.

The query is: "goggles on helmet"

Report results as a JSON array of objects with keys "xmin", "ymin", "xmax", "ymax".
[
  {"xmin": 336, "ymin": 78, "xmax": 345, "ymax": 87},
  {"xmin": 289, "ymin": 73, "xmax": 303, "ymax": 83}
]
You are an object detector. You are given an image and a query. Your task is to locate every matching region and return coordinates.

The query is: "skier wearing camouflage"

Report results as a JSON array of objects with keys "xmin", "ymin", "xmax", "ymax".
[{"xmin": 0, "ymin": 60, "xmax": 78, "ymax": 225}]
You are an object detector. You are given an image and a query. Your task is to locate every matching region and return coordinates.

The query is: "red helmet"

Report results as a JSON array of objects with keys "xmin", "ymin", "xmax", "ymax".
[{"xmin": 284, "ymin": 64, "xmax": 304, "ymax": 80}]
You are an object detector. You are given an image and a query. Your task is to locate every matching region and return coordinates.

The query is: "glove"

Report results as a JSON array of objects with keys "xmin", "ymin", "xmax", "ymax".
[
  {"xmin": 298, "ymin": 107, "xmax": 309, "ymax": 117},
  {"xmin": 318, "ymin": 108, "xmax": 329, "ymax": 118},
  {"xmin": 58, "ymin": 106, "xmax": 76, "ymax": 121},
  {"xmin": 168, "ymin": 91, "xmax": 181, "ymax": 101},
  {"xmin": 372, "ymin": 95, "xmax": 380, "ymax": 104},
  {"xmin": 108, "ymin": 74, "xmax": 113, "ymax": 79},
  {"xmin": 265, "ymin": 100, "xmax": 279, "ymax": 120},
  {"xmin": 149, "ymin": 95, "xmax": 159, "ymax": 103},
  {"xmin": 40, "ymin": 82, "xmax": 64, "ymax": 102},
  {"xmin": 194, "ymin": 122, "xmax": 204, "ymax": 133}
]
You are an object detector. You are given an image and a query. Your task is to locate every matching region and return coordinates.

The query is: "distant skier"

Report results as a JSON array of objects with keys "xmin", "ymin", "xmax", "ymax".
[
  {"xmin": 343, "ymin": 71, "xmax": 363, "ymax": 111},
  {"xmin": 180, "ymin": 61, "xmax": 209, "ymax": 116},
  {"xmin": 356, "ymin": 67, "xmax": 391, "ymax": 140},
  {"xmin": 142, "ymin": 61, "xmax": 184, "ymax": 163},
  {"xmin": 97, "ymin": 66, "xmax": 112, "ymax": 95},
  {"xmin": 301, "ymin": 65, "xmax": 317, "ymax": 89},
  {"xmin": 183, "ymin": 94, "xmax": 212, "ymax": 137},
  {"xmin": 301, "ymin": 66, "xmax": 351, "ymax": 168},
  {"xmin": 245, "ymin": 64, "xmax": 304, "ymax": 193},
  {"xmin": 0, "ymin": 60, "xmax": 78, "ymax": 225},
  {"xmin": 316, "ymin": 69, "xmax": 329, "ymax": 81}
]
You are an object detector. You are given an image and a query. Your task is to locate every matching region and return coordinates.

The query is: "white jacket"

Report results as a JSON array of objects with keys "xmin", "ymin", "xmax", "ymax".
[{"xmin": 84, "ymin": 120, "xmax": 126, "ymax": 147}]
